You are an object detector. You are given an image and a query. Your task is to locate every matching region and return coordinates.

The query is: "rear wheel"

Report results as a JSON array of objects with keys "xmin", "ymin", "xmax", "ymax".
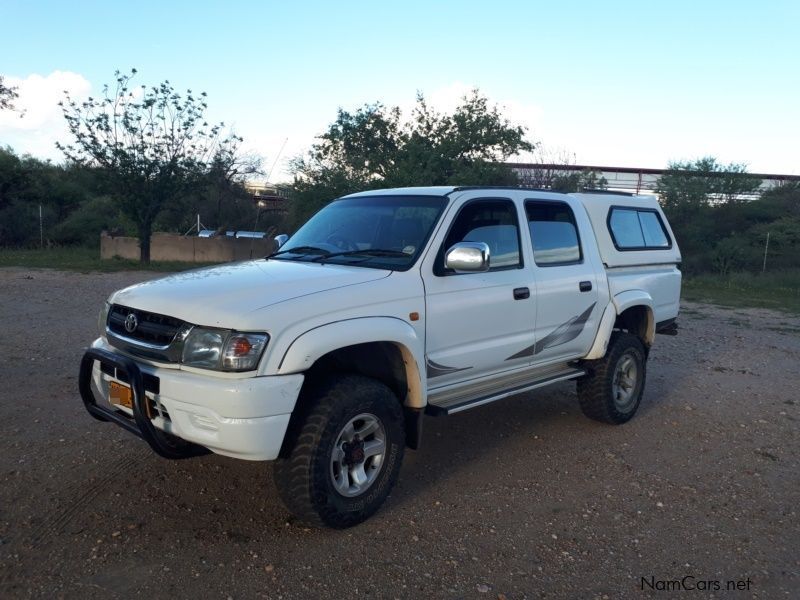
[
  {"xmin": 577, "ymin": 332, "xmax": 646, "ymax": 424},
  {"xmin": 273, "ymin": 375, "xmax": 405, "ymax": 528}
]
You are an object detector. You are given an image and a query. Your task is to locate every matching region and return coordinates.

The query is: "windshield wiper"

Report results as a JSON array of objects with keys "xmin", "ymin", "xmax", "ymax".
[
  {"xmin": 266, "ymin": 245, "xmax": 332, "ymax": 259},
  {"xmin": 311, "ymin": 248, "xmax": 411, "ymax": 262}
]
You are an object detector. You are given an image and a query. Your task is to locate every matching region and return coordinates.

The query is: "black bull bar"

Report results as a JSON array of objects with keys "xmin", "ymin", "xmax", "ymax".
[{"xmin": 79, "ymin": 347, "xmax": 207, "ymax": 459}]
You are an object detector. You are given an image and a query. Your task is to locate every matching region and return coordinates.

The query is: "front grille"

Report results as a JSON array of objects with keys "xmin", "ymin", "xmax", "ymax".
[{"xmin": 108, "ymin": 304, "xmax": 185, "ymax": 347}]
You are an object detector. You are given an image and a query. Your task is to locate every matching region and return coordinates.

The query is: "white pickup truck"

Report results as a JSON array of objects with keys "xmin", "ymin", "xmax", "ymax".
[{"xmin": 79, "ymin": 186, "xmax": 681, "ymax": 528}]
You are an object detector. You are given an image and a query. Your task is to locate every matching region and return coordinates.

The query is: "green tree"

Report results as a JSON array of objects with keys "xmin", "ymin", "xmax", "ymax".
[
  {"xmin": 758, "ymin": 181, "xmax": 800, "ymax": 219},
  {"xmin": 50, "ymin": 195, "xmax": 129, "ymax": 246},
  {"xmin": 0, "ymin": 147, "xmax": 112, "ymax": 247},
  {"xmin": 289, "ymin": 90, "xmax": 535, "ymax": 227},
  {"xmin": 0, "ymin": 147, "xmax": 33, "ymax": 246},
  {"xmin": 0, "ymin": 146, "xmax": 27, "ymax": 212},
  {"xmin": 206, "ymin": 147, "xmax": 263, "ymax": 228},
  {"xmin": 57, "ymin": 69, "xmax": 243, "ymax": 262},
  {"xmin": 655, "ymin": 158, "xmax": 765, "ymax": 274},
  {"xmin": 154, "ymin": 142, "xmax": 264, "ymax": 234},
  {"xmin": 547, "ymin": 169, "xmax": 607, "ymax": 192},
  {"xmin": 0, "ymin": 75, "xmax": 19, "ymax": 111},
  {"xmin": 711, "ymin": 237, "xmax": 749, "ymax": 276},
  {"xmin": 656, "ymin": 157, "xmax": 762, "ymax": 214},
  {"xmin": 745, "ymin": 215, "xmax": 800, "ymax": 272}
]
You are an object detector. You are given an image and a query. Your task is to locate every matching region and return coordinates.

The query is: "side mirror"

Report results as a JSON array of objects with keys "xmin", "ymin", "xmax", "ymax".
[
  {"xmin": 273, "ymin": 234, "xmax": 289, "ymax": 249},
  {"xmin": 445, "ymin": 242, "xmax": 491, "ymax": 273}
]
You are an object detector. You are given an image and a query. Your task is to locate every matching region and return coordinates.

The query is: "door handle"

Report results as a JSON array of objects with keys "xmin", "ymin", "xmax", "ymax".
[
  {"xmin": 579, "ymin": 281, "xmax": 592, "ymax": 292},
  {"xmin": 513, "ymin": 287, "xmax": 530, "ymax": 300}
]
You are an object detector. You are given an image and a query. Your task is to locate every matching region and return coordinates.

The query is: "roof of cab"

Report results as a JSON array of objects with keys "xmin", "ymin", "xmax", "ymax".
[
  {"xmin": 340, "ymin": 186, "xmax": 665, "ymax": 207},
  {"xmin": 341, "ymin": 186, "xmax": 457, "ymax": 198}
]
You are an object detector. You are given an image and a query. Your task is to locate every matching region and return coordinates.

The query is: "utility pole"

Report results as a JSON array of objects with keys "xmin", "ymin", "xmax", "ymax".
[
  {"xmin": 762, "ymin": 231, "xmax": 770, "ymax": 273},
  {"xmin": 39, "ymin": 204, "xmax": 43, "ymax": 248}
]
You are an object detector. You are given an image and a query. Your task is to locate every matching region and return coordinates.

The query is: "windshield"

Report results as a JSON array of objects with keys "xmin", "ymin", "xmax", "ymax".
[{"xmin": 274, "ymin": 195, "xmax": 448, "ymax": 270}]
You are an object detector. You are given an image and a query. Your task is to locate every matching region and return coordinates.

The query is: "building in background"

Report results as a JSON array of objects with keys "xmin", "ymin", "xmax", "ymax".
[
  {"xmin": 245, "ymin": 182, "xmax": 291, "ymax": 214},
  {"xmin": 508, "ymin": 163, "xmax": 799, "ymax": 201}
]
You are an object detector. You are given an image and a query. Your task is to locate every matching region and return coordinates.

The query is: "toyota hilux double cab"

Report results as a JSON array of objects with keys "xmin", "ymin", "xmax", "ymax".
[{"xmin": 79, "ymin": 186, "xmax": 681, "ymax": 528}]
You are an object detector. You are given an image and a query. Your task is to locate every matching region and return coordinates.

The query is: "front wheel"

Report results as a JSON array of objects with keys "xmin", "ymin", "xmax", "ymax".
[
  {"xmin": 273, "ymin": 375, "xmax": 405, "ymax": 528},
  {"xmin": 577, "ymin": 332, "xmax": 647, "ymax": 424}
]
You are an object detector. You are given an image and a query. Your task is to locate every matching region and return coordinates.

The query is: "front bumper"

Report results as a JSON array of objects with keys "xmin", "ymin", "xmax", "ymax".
[{"xmin": 79, "ymin": 338, "xmax": 304, "ymax": 461}]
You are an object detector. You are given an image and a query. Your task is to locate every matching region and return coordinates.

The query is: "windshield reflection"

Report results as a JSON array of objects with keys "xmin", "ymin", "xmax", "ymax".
[{"xmin": 275, "ymin": 195, "xmax": 448, "ymax": 270}]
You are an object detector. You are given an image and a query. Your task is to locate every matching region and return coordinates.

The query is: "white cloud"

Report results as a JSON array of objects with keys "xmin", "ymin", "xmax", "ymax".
[
  {"xmin": 240, "ymin": 129, "xmax": 319, "ymax": 185},
  {"xmin": 0, "ymin": 71, "xmax": 91, "ymax": 160},
  {"xmin": 424, "ymin": 81, "xmax": 473, "ymax": 115},
  {"xmin": 426, "ymin": 81, "xmax": 543, "ymax": 132},
  {"xmin": 395, "ymin": 81, "xmax": 543, "ymax": 140}
]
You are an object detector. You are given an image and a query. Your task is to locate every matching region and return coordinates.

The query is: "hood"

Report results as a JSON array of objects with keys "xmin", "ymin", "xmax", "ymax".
[{"xmin": 109, "ymin": 259, "xmax": 390, "ymax": 328}]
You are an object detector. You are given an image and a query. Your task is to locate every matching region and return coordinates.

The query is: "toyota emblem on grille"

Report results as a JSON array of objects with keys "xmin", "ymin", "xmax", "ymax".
[{"xmin": 124, "ymin": 312, "xmax": 138, "ymax": 333}]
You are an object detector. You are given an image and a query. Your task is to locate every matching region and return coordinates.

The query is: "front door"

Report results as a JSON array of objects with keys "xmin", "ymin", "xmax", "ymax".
[{"xmin": 422, "ymin": 198, "xmax": 535, "ymax": 388}]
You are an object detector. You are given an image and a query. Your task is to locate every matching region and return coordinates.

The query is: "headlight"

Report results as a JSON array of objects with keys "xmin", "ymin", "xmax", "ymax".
[
  {"xmin": 182, "ymin": 328, "xmax": 268, "ymax": 372},
  {"xmin": 182, "ymin": 328, "xmax": 225, "ymax": 368}
]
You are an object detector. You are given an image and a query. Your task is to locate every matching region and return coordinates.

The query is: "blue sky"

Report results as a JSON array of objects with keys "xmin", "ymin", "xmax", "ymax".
[{"xmin": 1, "ymin": 0, "xmax": 798, "ymax": 179}]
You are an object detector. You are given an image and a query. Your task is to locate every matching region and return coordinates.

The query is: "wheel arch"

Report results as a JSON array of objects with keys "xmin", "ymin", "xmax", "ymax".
[
  {"xmin": 585, "ymin": 293, "xmax": 655, "ymax": 359},
  {"xmin": 612, "ymin": 290, "xmax": 655, "ymax": 348},
  {"xmin": 277, "ymin": 317, "xmax": 426, "ymax": 409}
]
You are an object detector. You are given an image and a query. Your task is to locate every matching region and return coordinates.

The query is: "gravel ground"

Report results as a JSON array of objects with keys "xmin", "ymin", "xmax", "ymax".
[{"xmin": 0, "ymin": 267, "xmax": 798, "ymax": 599}]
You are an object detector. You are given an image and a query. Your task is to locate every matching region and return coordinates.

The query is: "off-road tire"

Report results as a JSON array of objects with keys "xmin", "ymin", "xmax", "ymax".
[
  {"xmin": 577, "ymin": 332, "xmax": 646, "ymax": 424},
  {"xmin": 273, "ymin": 374, "xmax": 405, "ymax": 528}
]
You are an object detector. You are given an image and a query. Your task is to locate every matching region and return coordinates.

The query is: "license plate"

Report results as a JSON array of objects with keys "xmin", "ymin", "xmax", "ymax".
[{"xmin": 109, "ymin": 380, "xmax": 133, "ymax": 409}]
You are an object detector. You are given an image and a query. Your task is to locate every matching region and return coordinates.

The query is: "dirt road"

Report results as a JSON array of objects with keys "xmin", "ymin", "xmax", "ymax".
[{"xmin": 0, "ymin": 267, "xmax": 797, "ymax": 599}]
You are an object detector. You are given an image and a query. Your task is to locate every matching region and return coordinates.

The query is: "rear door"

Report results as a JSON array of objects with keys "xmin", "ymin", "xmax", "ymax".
[{"xmin": 523, "ymin": 199, "xmax": 603, "ymax": 364}]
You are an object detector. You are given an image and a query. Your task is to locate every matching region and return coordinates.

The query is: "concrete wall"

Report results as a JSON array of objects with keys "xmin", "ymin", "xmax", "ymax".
[
  {"xmin": 101, "ymin": 234, "xmax": 140, "ymax": 260},
  {"xmin": 100, "ymin": 233, "xmax": 274, "ymax": 263}
]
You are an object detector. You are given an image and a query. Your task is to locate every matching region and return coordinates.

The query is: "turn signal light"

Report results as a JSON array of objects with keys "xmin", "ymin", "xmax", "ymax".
[{"xmin": 229, "ymin": 336, "xmax": 253, "ymax": 356}]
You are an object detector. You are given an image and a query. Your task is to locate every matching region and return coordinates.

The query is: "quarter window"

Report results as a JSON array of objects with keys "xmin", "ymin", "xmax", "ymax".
[
  {"xmin": 525, "ymin": 201, "xmax": 582, "ymax": 266},
  {"xmin": 608, "ymin": 207, "xmax": 671, "ymax": 250}
]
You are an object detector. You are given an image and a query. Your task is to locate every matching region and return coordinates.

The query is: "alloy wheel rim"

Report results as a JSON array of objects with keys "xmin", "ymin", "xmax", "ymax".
[
  {"xmin": 330, "ymin": 413, "xmax": 386, "ymax": 498},
  {"xmin": 612, "ymin": 352, "xmax": 639, "ymax": 412}
]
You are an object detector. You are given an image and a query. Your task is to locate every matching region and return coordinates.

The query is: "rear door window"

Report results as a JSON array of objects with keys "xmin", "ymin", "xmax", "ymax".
[{"xmin": 525, "ymin": 201, "xmax": 582, "ymax": 266}]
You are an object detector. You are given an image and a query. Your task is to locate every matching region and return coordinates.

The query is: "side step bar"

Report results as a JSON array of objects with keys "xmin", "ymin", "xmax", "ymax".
[{"xmin": 426, "ymin": 366, "xmax": 585, "ymax": 416}]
